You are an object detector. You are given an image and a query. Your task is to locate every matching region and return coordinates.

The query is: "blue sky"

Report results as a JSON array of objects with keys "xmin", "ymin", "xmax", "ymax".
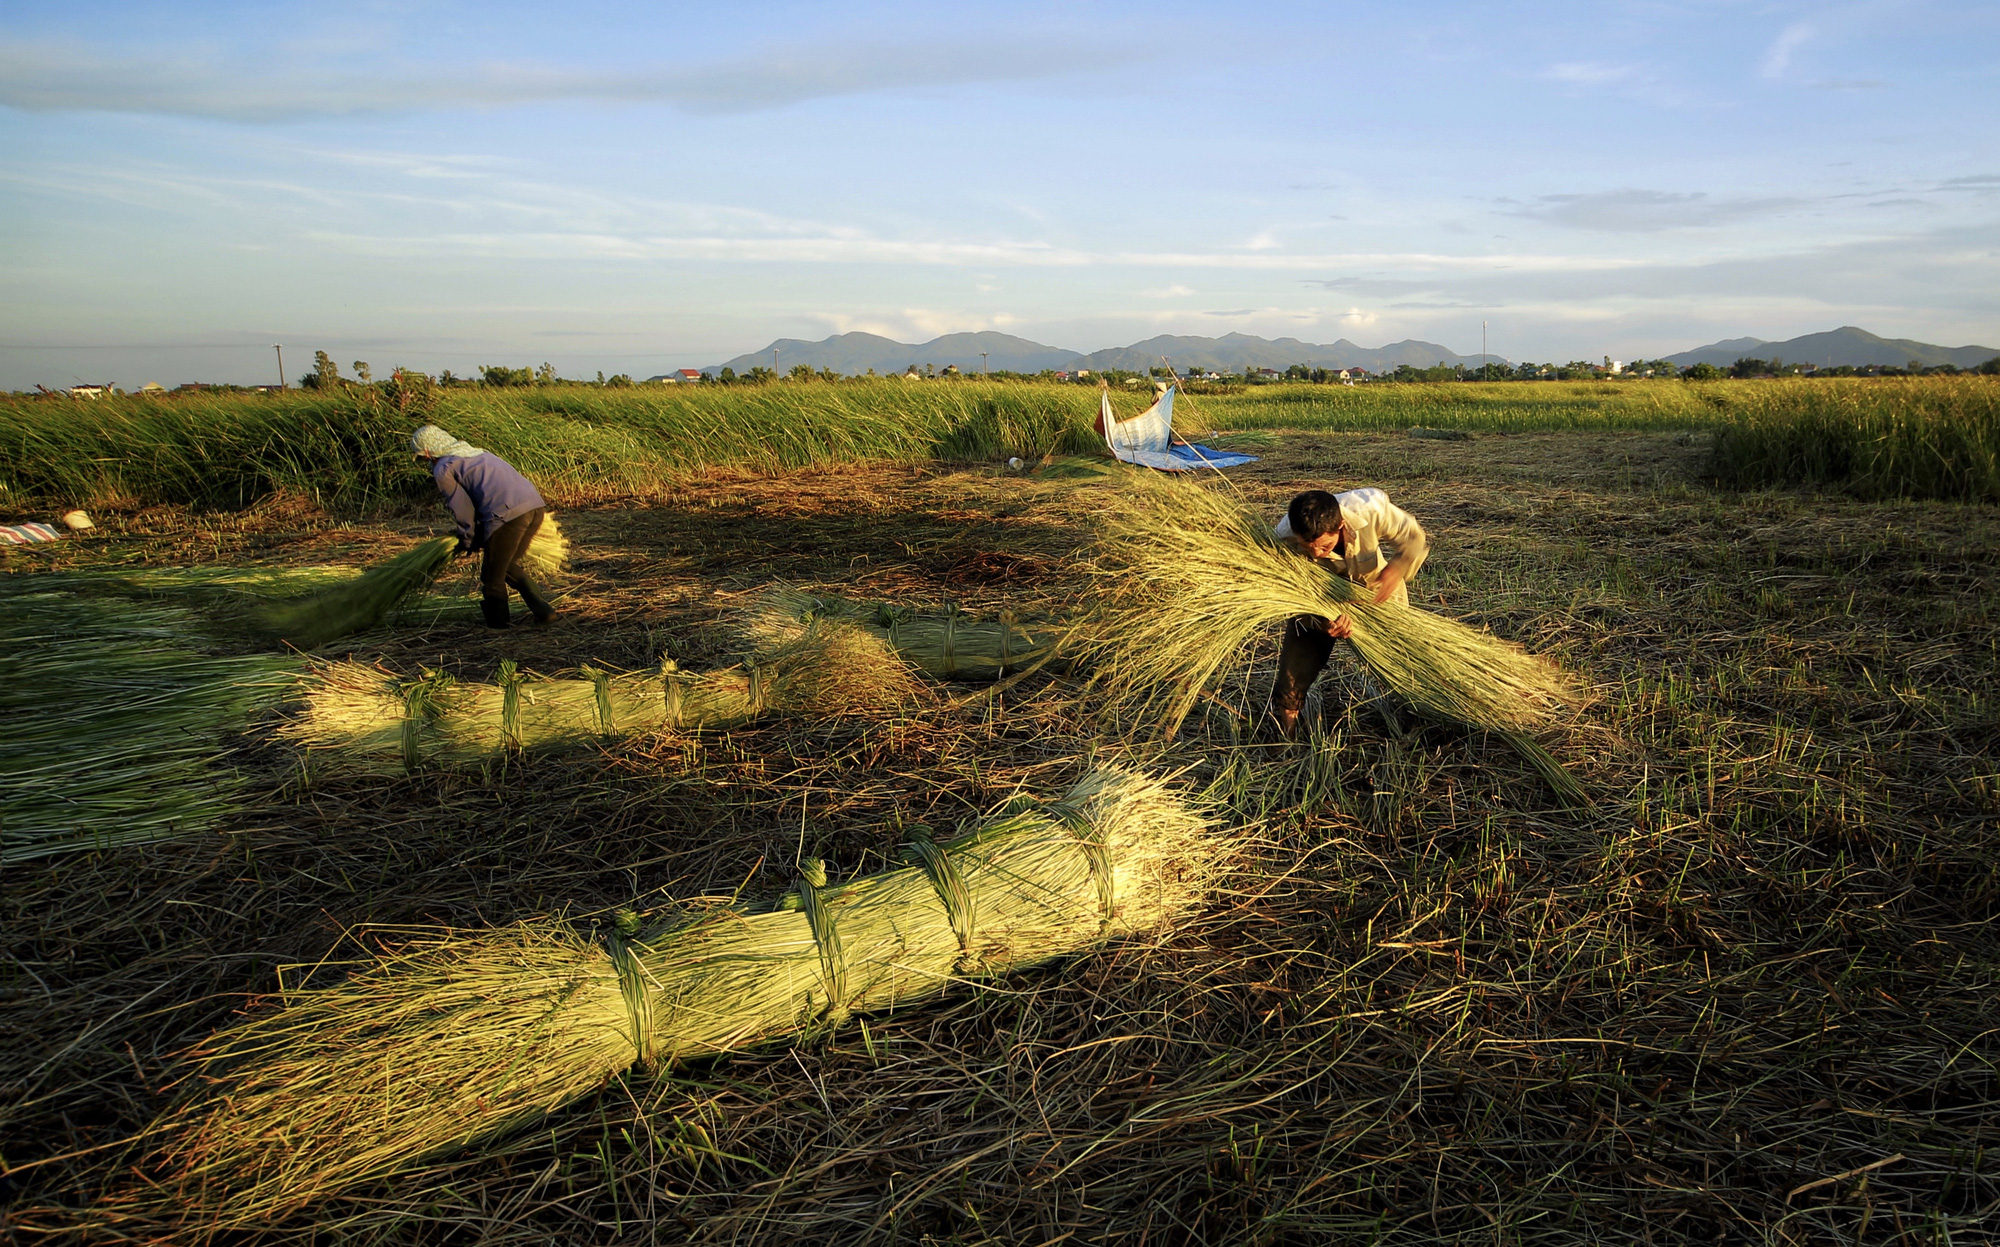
[{"xmin": 2, "ymin": 0, "xmax": 1996, "ymax": 387}]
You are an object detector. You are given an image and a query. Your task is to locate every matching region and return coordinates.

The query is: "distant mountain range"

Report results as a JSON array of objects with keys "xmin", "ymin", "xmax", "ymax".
[
  {"xmin": 706, "ymin": 324, "xmax": 1997, "ymax": 379},
  {"xmin": 1665, "ymin": 326, "xmax": 2000, "ymax": 370},
  {"xmin": 712, "ymin": 330, "xmax": 1499, "ymax": 377}
]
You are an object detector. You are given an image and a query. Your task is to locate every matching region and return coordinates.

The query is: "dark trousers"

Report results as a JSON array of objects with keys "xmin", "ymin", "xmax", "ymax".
[
  {"xmin": 479, "ymin": 508, "xmax": 553, "ymax": 626},
  {"xmin": 1268, "ymin": 615, "xmax": 1337, "ymax": 715}
]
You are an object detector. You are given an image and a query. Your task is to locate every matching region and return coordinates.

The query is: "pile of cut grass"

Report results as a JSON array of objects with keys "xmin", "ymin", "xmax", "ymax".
[
  {"xmin": 111, "ymin": 767, "xmax": 1217, "ymax": 1236},
  {"xmin": 1706, "ymin": 376, "xmax": 2000, "ymax": 500},
  {"xmin": 0, "ymin": 590, "xmax": 296, "ymax": 862}
]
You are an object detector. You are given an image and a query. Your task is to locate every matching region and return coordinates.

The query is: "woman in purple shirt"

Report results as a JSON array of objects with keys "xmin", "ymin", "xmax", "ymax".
[{"xmin": 411, "ymin": 425, "xmax": 555, "ymax": 628}]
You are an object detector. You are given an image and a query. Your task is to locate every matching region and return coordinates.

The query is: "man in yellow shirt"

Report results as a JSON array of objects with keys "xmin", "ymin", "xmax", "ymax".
[{"xmin": 1265, "ymin": 487, "xmax": 1429, "ymax": 740}]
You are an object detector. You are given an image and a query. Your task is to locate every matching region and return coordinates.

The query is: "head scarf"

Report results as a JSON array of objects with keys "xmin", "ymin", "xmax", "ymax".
[{"xmin": 410, "ymin": 425, "xmax": 486, "ymax": 459}]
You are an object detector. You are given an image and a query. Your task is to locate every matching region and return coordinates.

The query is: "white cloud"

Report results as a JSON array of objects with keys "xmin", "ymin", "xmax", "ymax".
[
  {"xmin": 1541, "ymin": 61, "xmax": 1638, "ymax": 87},
  {"xmin": 0, "ymin": 37, "xmax": 1152, "ymax": 121},
  {"xmin": 1515, "ymin": 188, "xmax": 1805, "ymax": 232},
  {"xmin": 1339, "ymin": 308, "xmax": 1380, "ymax": 329},
  {"xmin": 1760, "ymin": 23, "xmax": 1814, "ymax": 80},
  {"xmin": 815, "ymin": 309, "xmax": 1021, "ymax": 340},
  {"xmin": 1141, "ymin": 283, "xmax": 1195, "ymax": 299}
]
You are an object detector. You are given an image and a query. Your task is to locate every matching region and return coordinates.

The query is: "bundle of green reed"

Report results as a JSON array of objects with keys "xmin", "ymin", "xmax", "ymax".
[
  {"xmin": 280, "ymin": 611, "xmax": 922, "ymax": 773},
  {"xmin": 0, "ymin": 590, "xmax": 297, "ymax": 862},
  {"xmin": 738, "ymin": 587, "xmax": 1060, "ymax": 680},
  {"xmin": 118, "ymin": 767, "xmax": 1218, "ymax": 1235},
  {"xmin": 250, "ymin": 537, "xmax": 457, "ymax": 649},
  {"xmin": 1082, "ymin": 475, "xmax": 1577, "ymax": 737}
]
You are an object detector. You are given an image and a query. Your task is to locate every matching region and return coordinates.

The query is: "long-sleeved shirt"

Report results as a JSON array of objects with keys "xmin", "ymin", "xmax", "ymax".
[
  {"xmin": 1273, "ymin": 487, "xmax": 1429, "ymax": 588},
  {"xmin": 431, "ymin": 453, "xmax": 545, "ymax": 551}
]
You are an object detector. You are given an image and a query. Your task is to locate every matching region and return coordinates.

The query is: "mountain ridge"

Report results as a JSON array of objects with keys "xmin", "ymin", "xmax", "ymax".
[
  {"xmin": 708, "ymin": 325, "xmax": 1999, "ymax": 377},
  {"xmin": 1665, "ymin": 326, "xmax": 1999, "ymax": 369},
  {"xmin": 714, "ymin": 329, "xmax": 1498, "ymax": 376}
]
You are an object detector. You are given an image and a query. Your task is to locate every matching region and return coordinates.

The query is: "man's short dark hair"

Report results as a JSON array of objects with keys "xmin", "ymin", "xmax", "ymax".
[{"xmin": 1287, "ymin": 490, "xmax": 1344, "ymax": 540}]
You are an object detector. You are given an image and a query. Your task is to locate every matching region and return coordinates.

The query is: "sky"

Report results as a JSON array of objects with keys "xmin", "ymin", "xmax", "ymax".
[{"xmin": 2, "ymin": 0, "xmax": 1996, "ymax": 388}]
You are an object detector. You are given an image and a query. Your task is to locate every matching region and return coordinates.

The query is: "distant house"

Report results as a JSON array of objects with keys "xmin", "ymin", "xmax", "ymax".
[
  {"xmin": 69, "ymin": 384, "xmax": 112, "ymax": 400},
  {"xmin": 1053, "ymin": 371, "xmax": 1071, "ymax": 381},
  {"xmin": 1253, "ymin": 368, "xmax": 1282, "ymax": 380},
  {"xmin": 645, "ymin": 369, "xmax": 707, "ymax": 384},
  {"xmin": 1074, "ymin": 369, "xmax": 1091, "ymax": 378},
  {"xmin": 137, "ymin": 382, "xmax": 166, "ymax": 394}
]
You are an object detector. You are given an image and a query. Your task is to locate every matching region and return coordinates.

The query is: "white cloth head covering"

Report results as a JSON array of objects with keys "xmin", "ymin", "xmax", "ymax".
[
  {"xmin": 410, "ymin": 424, "xmax": 485, "ymax": 458},
  {"xmin": 59, "ymin": 510, "xmax": 94, "ymax": 530}
]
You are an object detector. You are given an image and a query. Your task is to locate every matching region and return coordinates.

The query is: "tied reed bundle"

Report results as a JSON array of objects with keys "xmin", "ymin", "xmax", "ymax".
[
  {"xmin": 1083, "ymin": 476, "xmax": 1577, "ymax": 737},
  {"xmin": 121, "ymin": 767, "xmax": 1218, "ymax": 1235},
  {"xmin": 739, "ymin": 588, "xmax": 1060, "ymax": 680},
  {"xmin": 280, "ymin": 613, "xmax": 922, "ymax": 773},
  {"xmin": 0, "ymin": 590, "xmax": 297, "ymax": 861}
]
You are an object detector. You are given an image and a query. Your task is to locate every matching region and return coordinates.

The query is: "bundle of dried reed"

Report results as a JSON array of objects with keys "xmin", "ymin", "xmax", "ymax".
[
  {"xmin": 1082, "ymin": 475, "xmax": 1578, "ymax": 737},
  {"xmin": 738, "ymin": 588, "xmax": 1059, "ymax": 680},
  {"xmin": 120, "ymin": 767, "xmax": 1219, "ymax": 1235},
  {"xmin": 280, "ymin": 612, "xmax": 922, "ymax": 773}
]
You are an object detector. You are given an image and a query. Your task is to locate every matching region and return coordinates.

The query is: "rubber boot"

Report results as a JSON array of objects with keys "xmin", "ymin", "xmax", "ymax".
[
  {"xmin": 480, "ymin": 592, "xmax": 511, "ymax": 629},
  {"xmin": 518, "ymin": 578, "xmax": 556, "ymax": 626},
  {"xmin": 1255, "ymin": 706, "xmax": 1300, "ymax": 744}
]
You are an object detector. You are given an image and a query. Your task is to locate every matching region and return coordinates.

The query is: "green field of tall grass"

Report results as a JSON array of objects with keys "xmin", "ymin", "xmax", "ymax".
[{"xmin": 3, "ymin": 376, "xmax": 1994, "ymax": 511}]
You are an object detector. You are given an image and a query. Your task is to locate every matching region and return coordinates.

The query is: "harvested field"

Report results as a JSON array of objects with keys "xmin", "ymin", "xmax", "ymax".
[{"xmin": 2, "ymin": 427, "xmax": 1997, "ymax": 1245}]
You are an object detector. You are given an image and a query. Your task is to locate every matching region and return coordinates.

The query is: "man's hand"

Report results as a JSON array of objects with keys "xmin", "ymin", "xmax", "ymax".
[
  {"xmin": 1372, "ymin": 563, "xmax": 1407, "ymax": 604},
  {"xmin": 1322, "ymin": 614, "xmax": 1354, "ymax": 640},
  {"xmin": 453, "ymin": 541, "xmax": 474, "ymax": 559}
]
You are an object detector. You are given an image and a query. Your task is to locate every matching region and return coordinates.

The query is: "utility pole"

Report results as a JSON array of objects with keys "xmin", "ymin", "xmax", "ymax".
[
  {"xmin": 772, "ymin": 347, "xmax": 779, "ymax": 374},
  {"xmin": 274, "ymin": 344, "xmax": 285, "ymax": 390},
  {"xmin": 981, "ymin": 351, "xmax": 989, "ymax": 376},
  {"xmin": 1481, "ymin": 321, "xmax": 1488, "ymax": 378}
]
